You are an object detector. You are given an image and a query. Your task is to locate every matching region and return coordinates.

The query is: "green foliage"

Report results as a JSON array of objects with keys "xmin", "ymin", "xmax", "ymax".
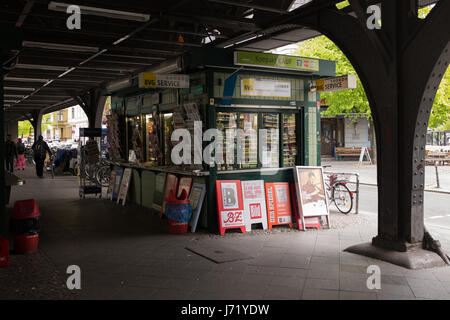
[
  {"xmin": 429, "ymin": 66, "xmax": 450, "ymax": 129},
  {"xmin": 292, "ymin": 4, "xmax": 449, "ymax": 128},
  {"xmin": 18, "ymin": 120, "xmax": 33, "ymax": 137},
  {"xmin": 41, "ymin": 113, "xmax": 55, "ymax": 133},
  {"xmin": 294, "ymin": 36, "xmax": 370, "ymax": 121}
]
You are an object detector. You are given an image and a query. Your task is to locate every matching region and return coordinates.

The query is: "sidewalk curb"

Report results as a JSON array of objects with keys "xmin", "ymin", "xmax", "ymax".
[{"xmin": 356, "ymin": 182, "xmax": 450, "ymax": 195}]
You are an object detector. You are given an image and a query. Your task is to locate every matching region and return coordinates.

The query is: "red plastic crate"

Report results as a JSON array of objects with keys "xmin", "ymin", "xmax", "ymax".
[
  {"xmin": 14, "ymin": 234, "xmax": 39, "ymax": 254},
  {"xmin": 13, "ymin": 199, "xmax": 40, "ymax": 220},
  {"xmin": 0, "ymin": 236, "xmax": 9, "ymax": 267},
  {"xmin": 168, "ymin": 219, "xmax": 188, "ymax": 234}
]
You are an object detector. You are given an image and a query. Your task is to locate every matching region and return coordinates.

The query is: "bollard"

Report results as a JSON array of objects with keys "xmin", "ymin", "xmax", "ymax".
[{"xmin": 435, "ymin": 161, "xmax": 440, "ymax": 188}]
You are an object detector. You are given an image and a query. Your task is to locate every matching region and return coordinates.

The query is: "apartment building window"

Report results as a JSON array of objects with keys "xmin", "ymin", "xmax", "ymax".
[
  {"xmin": 58, "ymin": 111, "xmax": 64, "ymax": 121},
  {"xmin": 72, "ymin": 108, "xmax": 75, "ymax": 119}
]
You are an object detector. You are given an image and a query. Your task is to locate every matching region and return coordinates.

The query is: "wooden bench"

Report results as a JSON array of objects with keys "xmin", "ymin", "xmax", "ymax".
[{"xmin": 335, "ymin": 147, "xmax": 370, "ymax": 160}]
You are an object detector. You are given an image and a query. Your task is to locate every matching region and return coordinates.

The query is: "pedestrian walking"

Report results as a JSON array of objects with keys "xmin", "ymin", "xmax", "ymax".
[
  {"xmin": 5, "ymin": 134, "xmax": 17, "ymax": 174},
  {"xmin": 15, "ymin": 138, "xmax": 26, "ymax": 171},
  {"xmin": 32, "ymin": 135, "xmax": 52, "ymax": 178}
]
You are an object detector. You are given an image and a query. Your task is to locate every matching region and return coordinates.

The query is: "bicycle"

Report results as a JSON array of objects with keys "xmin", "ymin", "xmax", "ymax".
[{"xmin": 323, "ymin": 166, "xmax": 354, "ymax": 214}]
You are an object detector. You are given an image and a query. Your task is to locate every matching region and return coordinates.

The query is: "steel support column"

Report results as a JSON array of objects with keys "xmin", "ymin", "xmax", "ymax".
[
  {"xmin": 0, "ymin": 57, "xmax": 5, "ymax": 236},
  {"xmin": 287, "ymin": 0, "xmax": 450, "ymax": 268},
  {"xmin": 76, "ymin": 89, "xmax": 106, "ymax": 129}
]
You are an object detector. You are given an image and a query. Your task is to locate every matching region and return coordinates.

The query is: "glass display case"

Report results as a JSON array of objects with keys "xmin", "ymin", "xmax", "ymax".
[
  {"xmin": 282, "ymin": 114, "xmax": 297, "ymax": 167},
  {"xmin": 163, "ymin": 113, "xmax": 174, "ymax": 166},
  {"xmin": 238, "ymin": 113, "xmax": 258, "ymax": 169},
  {"xmin": 145, "ymin": 114, "xmax": 160, "ymax": 165},
  {"xmin": 127, "ymin": 116, "xmax": 143, "ymax": 163},
  {"xmin": 216, "ymin": 112, "xmax": 237, "ymax": 171},
  {"xmin": 261, "ymin": 113, "xmax": 279, "ymax": 168}
]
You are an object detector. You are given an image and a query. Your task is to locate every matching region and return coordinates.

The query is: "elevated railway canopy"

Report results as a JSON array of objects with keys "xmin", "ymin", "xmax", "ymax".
[
  {"xmin": 1, "ymin": 0, "xmax": 438, "ymax": 121},
  {"xmin": 1, "ymin": 0, "xmax": 449, "ymax": 269}
]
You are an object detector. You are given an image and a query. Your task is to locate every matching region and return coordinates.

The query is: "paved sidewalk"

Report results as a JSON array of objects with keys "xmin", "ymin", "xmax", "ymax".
[
  {"xmin": 322, "ymin": 159, "xmax": 450, "ymax": 193},
  {"xmin": 1, "ymin": 167, "xmax": 450, "ymax": 300}
]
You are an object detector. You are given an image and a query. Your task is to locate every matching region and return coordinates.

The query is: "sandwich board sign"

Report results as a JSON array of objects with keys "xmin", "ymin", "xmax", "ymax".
[
  {"xmin": 107, "ymin": 168, "xmax": 117, "ymax": 200},
  {"xmin": 241, "ymin": 180, "xmax": 268, "ymax": 231},
  {"xmin": 293, "ymin": 166, "xmax": 331, "ymax": 230},
  {"xmin": 216, "ymin": 180, "xmax": 245, "ymax": 235},
  {"xmin": 290, "ymin": 184, "xmax": 321, "ymax": 230},
  {"xmin": 117, "ymin": 168, "xmax": 132, "ymax": 206},
  {"xmin": 358, "ymin": 146, "xmax": 372, "ymax": 165},
  {"xmin": 111, "ymin": 166, "xmax": 124, "ymax": 202},
  {"xmin": 189, "ymin": 183, "xmax": 206, "ymax": 233},
  {"xmin": 265, "ymin": 182, "xmax": 293, "ymax": 229}
]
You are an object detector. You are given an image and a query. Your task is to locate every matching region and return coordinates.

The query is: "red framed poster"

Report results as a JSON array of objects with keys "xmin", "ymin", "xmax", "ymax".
[
  {"xmin": 241, "ymin": 180, "xmax": 268, "ymax": 232},
  {"xmin": 177, "ymin": 177, "xmax": 193, "ymax": 199},
  {"xmin": 216, "ymin": 180, "xmax": 245, "ymax": 236},
  {"xmin": 290, "ymin": 183, "xmax": 321, "ymax": 230},
  {"xmin": 265, "ymin": 182, "xmax": 293, "ymax": 229},
  {"xmin": 161, "ymin": 173, "xmax": 178, "ymax": 217}
]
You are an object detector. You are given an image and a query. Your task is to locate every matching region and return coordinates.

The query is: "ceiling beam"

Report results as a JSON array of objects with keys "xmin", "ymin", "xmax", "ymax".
[
  {"xmin": 16, "ymin": 0, "xmax": 35, "ymax": 27},
  {"xmin": 207, "ymin": 0, "xmax": 288, "ymax": 14}
]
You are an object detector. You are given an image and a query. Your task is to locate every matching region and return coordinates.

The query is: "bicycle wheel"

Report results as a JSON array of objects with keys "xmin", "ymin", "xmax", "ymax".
[
  {"xmin": 332, "ymin": 183, "xmax": 353, "ymax": 214},
  {"xmin": 96, "ymin": 166, "xmax": 111, "ymax": 187}
]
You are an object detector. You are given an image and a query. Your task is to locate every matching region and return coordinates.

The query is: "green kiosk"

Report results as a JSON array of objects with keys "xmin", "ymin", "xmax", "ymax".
[{"xmin": 105, "ymin": 48, "xmax": 336, "ymax": 233}]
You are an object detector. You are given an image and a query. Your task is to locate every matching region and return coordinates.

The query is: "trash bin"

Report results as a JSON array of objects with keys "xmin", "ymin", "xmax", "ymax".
[
  {"xmin": 10, "ymin": 199, "xmax": 41, "ymax": 254},
  {"xmin": 0, "ymin": 236, "xmax": 9, "ymax": 267},
  {"xmin": 164, "ymin": 190, "xmax": 192, "ymax": 234}
]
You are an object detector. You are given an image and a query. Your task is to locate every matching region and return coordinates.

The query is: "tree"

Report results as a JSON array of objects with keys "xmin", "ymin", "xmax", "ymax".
[
  {"xmin": 18, "ymin": 120, "xmax": 34, "ymax": 138},
  {"xmin": 292, "ymin": 4, "xmax": 449, "ymax": 129},
  {"xmin": 294, "ymin": 36, "xmax": 370, "ymax": 121}
]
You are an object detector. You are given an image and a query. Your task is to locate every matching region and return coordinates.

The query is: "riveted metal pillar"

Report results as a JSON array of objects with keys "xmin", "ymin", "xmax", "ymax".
[{"xmin": 285, "ymin": 0, "xmax": 450, "ymax": 267}]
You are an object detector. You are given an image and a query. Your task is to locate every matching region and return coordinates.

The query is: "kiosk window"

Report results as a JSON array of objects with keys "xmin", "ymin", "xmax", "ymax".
[
  {"xmin": 238, "ymin": 113, "xmax": 258, "ymax": 169},
  {"xmin": 216, "ymin": 112, "xmax": 237, "ymax": 171},
  {"xmin": 261, "ymin": 113, "xmax": 279, "ymax": 168},
  {"xmin": 282, "ymin": 114, "xmax": 297, "ymax": 167},
  {"xmin": 163, "ymin": 113, "xmax": 174, "ymax": 165}
]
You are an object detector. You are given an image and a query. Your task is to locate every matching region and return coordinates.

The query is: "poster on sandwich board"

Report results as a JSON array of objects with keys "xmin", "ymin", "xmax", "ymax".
[
  {"xmin": 265, "ymin": 182, "xmax": 293, "ymax": 229},
  {"xmin": 293, "ymin": 166, "xmax": 330, "ymax": 229},
  {"xmin": 241, "ymin": 180, "xmax": 268, "ymax": 232},
  {"xmin": 216, "ymin": 180, "xmax": 245, "ymax": 235}
]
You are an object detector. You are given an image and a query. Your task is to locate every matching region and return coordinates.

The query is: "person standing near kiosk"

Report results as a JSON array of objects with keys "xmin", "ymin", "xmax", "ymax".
[{"xmin": 32, "ymin": 135, "xmax": 52, "ymax": 178}]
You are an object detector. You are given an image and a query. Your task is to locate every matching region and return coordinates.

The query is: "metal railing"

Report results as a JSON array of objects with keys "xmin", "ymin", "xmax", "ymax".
[{"xmin": 324, "ymin": 171, "xmax": 360, "ymax": 214}]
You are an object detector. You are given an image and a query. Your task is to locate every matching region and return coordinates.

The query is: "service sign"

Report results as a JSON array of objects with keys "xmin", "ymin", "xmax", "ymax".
[
  {"xmin": 241, "ymin": 78, "xmax": 291, "ymax": 98},
  {"xmin": 314, "ymin": 75, "xmax": 357, "ymax": 92},
  {"xmin": 138, "ymin": 73, "xmax": 190, "ymax": 89},
  {"xmin": 235, "ymin": 51, "xmax": 319, "ymax": 72},
  {"xmin": 216, "ymin": 180, "xmax": 245, "ymax": 235},
  {"xmin": 265, "ymin": 182, "xmax": 293, "ymax": 229},
  {"xmin": 241, "ymin": 180, "xmax": 268, "ymax": 231}
]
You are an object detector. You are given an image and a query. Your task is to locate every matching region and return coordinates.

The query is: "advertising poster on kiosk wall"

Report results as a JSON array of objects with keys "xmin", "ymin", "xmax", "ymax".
[
  {"xmin": 216, "ymin": 180, "xmax": 245, "ymax": 235},
  {"xmin": 241, "ymin": 180, "xmax": 268, "ymax": 231},
  {"xmin": 293, "ymin": 166, "xmax": 330, "ymax": 229},
  {"xmin": 265, "ymin": 182, "xmax": 293, "ymax": 229}
]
